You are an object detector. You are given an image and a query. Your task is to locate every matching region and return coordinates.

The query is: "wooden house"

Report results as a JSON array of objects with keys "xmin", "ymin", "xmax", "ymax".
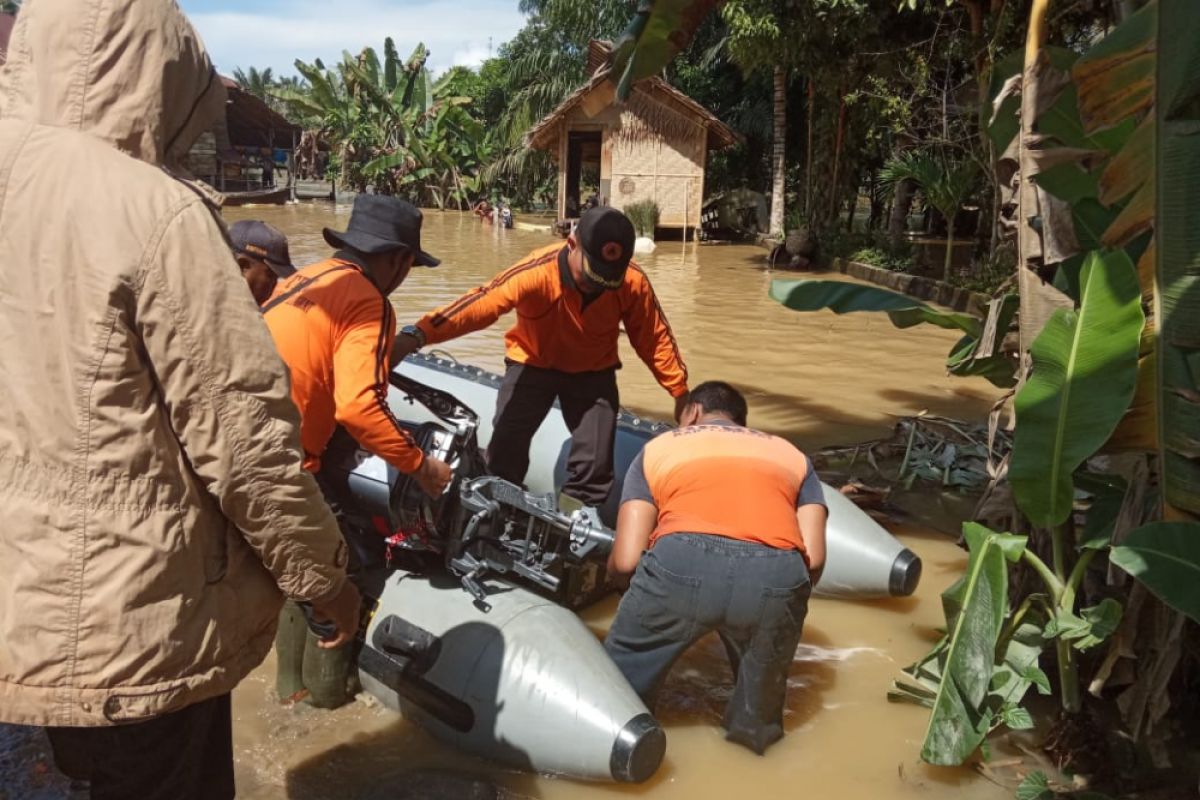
[
  {"xmin": 184, "ymin": 77, "xmax": 301, "ymax": 204},
  {"xmin": 525, "ymin": 41, "xmax": 737, "ymax": 231}
]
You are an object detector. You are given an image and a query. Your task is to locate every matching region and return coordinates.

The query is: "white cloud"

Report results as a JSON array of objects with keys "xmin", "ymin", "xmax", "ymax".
[{"xmin": 185, "ymin": 0, "xmax": 524, "ymax": 78}]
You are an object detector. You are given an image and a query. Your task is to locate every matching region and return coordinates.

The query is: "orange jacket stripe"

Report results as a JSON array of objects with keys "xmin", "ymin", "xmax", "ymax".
[
  {"xmin": 264, "ymin": 258, "xmax": 424, "ymax": 474},
  {"xmin": 642, "ymin": 425, "xmax": 811, "ymax": 555},
  {"xmin": 416, "ymin": 244, "xmax": 688, "ymax": 396}
]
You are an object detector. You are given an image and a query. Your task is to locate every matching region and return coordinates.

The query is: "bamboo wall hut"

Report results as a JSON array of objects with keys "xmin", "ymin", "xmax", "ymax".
[{"xmin": 525, "ymin": 41, "xmax": 737, "ymax": 231}]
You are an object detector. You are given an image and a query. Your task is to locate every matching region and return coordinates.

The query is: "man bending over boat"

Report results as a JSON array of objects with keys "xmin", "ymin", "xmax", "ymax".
[
  {"xmin": 604, "ymin": 382, "xmax": 827, "ymax": 755},
  {"xmin": 393, "ymin": 206, "xmax": 689, "ymax": 510},
  {"xmin": 262, "ymin": 195, "xmax": 453, "ymax": 706}
]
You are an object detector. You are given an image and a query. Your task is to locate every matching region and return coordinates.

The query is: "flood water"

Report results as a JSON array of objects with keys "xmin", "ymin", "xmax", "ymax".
[{"xmin": 0, "ymin": 204, "xmax": 1007, "ymax": 800}]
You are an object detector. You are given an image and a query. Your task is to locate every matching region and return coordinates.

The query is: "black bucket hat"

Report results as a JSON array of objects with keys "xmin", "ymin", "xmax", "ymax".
[
  {"xmin": 576, "ymin": 206, "xmax": 635, "ymax": 290},
  {"xmin": 323, "ymin": 195, "xmax": 440, "ymax": 267}
]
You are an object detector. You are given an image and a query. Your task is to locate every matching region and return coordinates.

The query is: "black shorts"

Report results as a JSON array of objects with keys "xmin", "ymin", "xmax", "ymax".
[{"xmin": 45, "ymin": 692, "xmax": 235, "ymax": 800}]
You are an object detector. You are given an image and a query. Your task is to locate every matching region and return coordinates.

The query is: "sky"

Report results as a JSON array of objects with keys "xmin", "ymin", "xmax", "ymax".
[{"xmin": 180, "ymin": 0, "xmax": 527, "ymax": 79}]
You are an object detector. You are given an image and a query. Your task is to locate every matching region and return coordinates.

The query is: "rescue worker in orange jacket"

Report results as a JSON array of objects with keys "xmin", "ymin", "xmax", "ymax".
[
  {"xmin": 262, "ymin": 196, "xmax": 453, "ymax": 709},
  {"xmin": 263, "ymin": 195, "xmax": 453, "ymax": 532},
  {"xmin": 604, "ymin": 381, "xmax": 827, "ymax": 755},
  {"xmin": 392, "ymin": 206, "xmax": 689, "ymax": 507}
]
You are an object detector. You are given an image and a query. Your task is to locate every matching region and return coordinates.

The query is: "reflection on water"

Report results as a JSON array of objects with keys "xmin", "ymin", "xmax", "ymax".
[{"xmin": 0, "ymin": 203, "xmax": 1006, "ymax": 800}]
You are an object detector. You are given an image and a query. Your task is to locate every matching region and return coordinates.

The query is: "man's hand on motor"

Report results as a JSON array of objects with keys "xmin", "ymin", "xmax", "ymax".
[
  {"xmin": 310, "ymin": 581, "xmax": 362, "ymax": 650},
  {"xmin": 390, "ymin": 332, "xmax": 423, "ymax": 369},
  {"xmin": 414, "ymin": 456, "xmax": 453, "ymax": 497}
]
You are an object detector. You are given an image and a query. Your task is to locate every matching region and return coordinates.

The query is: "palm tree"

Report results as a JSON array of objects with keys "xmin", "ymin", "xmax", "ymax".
[
  {"xmin": 232, "ymin": 66, "xmax": 275, "ymax": 102},
  {"xmin": 881, "ymin": 150, "xmax": 977, "ymax": 283}
]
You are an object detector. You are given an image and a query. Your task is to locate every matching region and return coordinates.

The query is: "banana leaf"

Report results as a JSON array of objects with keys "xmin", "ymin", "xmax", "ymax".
[
  {"xmin": 918, "ymin": 524, "xmax": 1016, "ymax": 765},
  {"xmin": 770, "ymin": 280, "xmax": 983, "ymax": 337},
  {"xmin": 611, "ymin": 0, "xmax": 725, "ymax": 100},
  {"xmin": 1155, "ymin": 0, "xmax": 1200, "ymax": 515},
  {"xmin": 1009, "ymin": 250, "xmax": 1145, "ymax": 528},
  {"xmin": 1110, "ymin": 522, "xmax": 1200, "ymax": 624}
]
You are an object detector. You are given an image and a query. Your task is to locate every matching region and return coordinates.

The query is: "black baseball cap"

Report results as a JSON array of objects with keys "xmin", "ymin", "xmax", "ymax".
[
  {"xmin": 229, "ymin": 220, "xmax": 295, "ymax": 278},
  {"xmin": 576, "ymin": 206, "xmax": 635, "ymax": 290},
  {"xmin": 323, "ymin": 195, "xmax": 440, "ymax": 267}
]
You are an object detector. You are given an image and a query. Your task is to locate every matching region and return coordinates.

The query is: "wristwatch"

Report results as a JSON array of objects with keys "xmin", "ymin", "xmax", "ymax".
[{"xmin": 401, "ymin": 324, "xmax": 426, "ymax": 348}]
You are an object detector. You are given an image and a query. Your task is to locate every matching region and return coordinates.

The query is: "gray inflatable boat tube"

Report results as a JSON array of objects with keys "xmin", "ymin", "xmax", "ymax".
[
  {"xmin": 358, "ymin": 570, "xmax": 665, "ymax": 782},
  {"xmin": 390, "ymin": 353, "xmax": 921, "ymax": 598}
]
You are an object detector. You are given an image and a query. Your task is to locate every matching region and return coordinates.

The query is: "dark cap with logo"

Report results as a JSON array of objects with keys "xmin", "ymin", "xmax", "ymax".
[
  {"xmin": 576, "ymin": 206, "xmax": 635, "ymax": 290},
  {"xmin": 323, "ymin": 195, "xmax": 440, "ymax": 267},
  {"xmin": 229, "ymin": 220, "xmax": 295, "ymax": 278}
]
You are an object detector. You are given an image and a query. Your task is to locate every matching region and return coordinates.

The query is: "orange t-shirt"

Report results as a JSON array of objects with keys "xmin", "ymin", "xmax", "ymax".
[
  {"xmin": 414, "ymin": 244, "xmax": 688, "ymax": 396},
  {"xmin": 624, "ymin": 421, "xmax": 825, "ymax": 554},
  {"xmin": 262, "ymin": 257, "xmax": 424, "ymax": 474}
]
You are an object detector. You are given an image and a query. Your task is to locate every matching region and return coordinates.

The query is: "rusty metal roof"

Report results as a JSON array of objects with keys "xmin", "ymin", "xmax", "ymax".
[{"xmin": 219, "ymin": 76, "xmax": 301, "ymax": 150}]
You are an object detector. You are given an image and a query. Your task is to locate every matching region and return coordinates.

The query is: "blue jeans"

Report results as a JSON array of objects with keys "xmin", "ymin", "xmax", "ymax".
[{"xmin": 603, "ymin": 533, "xmax": 811, "ymax": 754}]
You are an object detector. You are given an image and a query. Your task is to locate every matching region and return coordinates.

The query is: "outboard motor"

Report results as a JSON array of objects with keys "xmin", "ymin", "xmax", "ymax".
[{"xmin": 317, "ymin": 372, "xmax": 617, "ymax": 608}]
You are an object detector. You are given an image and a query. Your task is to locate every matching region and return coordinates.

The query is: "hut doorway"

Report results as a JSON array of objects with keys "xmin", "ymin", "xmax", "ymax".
[{"xmin": 565, "ymin": 131, "xmax": 602, "ymax": 219}]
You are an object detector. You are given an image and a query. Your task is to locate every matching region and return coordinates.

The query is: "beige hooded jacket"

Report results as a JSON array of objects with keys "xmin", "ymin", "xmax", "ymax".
[{"xmin": 0, "ymin": 0, "xmax": 349, "ymax": 727}]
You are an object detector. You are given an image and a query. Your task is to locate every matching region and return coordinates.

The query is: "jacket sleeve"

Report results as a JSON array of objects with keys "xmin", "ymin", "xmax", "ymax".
[
  {"xmin": 332, "ymin": 289, "xmax": 426, "ymax": 474},
  {"xmin": 622, "ymin": 271, "xmax": 689, "ymax": 398},
  {"xmin": 135, "ymin": 201, "xmax": 347, "ymax": 604},
  {"xmin": 415, "ymin": 261, "xmax": 544, "ymax": 345}
]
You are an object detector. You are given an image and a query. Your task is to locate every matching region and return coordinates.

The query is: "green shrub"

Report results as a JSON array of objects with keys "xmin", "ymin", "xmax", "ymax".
[{"xmin": 624, "ymin": 200, "xmax": 661, "ymax": 238}]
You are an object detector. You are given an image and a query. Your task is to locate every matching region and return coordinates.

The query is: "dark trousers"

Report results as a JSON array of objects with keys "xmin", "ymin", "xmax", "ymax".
[
  {"xmin": 487, "ymin": 362, "xmax": 618, "ymax": 506},
  {"xmin": 603, "ymin": 534, "xmax": 811, "ymax": 755},
  {"xmin": 45, "ymin": 693, "xmax": 234, "ymax": 800}
]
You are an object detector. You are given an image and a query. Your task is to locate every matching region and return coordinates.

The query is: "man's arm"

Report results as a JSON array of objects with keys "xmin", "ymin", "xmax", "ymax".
[
  {"xmin": 609, "ymin": 501, "xmax": 657, "ymax": 581},
  {"xmin": 621, "ymin": 269, "xmax": 688, "ymax": 407},
  {"xmin": 332, "ymin": 290, "xmax": 443, "ymax": 486},
  {"xmin": 608, "ymin": 451, "xmax": 658, "ymax": 581},
  {"xmin": 393, "ymin": 255, "xmax": 552, "ymax": 366},
  {"xmin": 796, "ymin": 456, "xmax": 828, "ymax": 585},
  {"xmin": 136, "ymin": 202, "xmax": 349, "ymax": 609},
  {"xmin": 797, "ymin": 504, "xmax": 828, "ymax": 587}
]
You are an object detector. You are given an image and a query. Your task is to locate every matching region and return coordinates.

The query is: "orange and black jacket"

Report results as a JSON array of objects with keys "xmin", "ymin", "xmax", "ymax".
[
  {"xmin": 263, "ymin": 256, "xmax": 424, "ymax": 474},
  {"xmin": 415, "ymin": 244, "xmax": 689, "ymax": 396}
]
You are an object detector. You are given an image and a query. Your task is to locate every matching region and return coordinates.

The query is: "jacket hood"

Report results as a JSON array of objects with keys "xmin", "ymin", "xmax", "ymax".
[{"xmin": 0, "ymin": 0, "xmax": 226, "ymax": 167}]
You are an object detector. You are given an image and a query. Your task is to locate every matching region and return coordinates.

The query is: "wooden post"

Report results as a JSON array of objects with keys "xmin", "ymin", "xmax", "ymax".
[{"xmin": 289, "ymin": 129, "xmax": 297, "ymax": 202}]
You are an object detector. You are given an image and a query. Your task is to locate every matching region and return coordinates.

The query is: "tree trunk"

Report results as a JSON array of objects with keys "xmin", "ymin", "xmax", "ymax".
[
  {"xmin": 889, "ymin": 178, "xmax": 917, "ymax": 245},
  {"xmin": 805, "ymin": 79, "xmax": 815, "ymax": 218},
  {"xmin": 943, "ymin": 216, "xmax": 956, "ymax": 283},
  {"xmin": 769, "ymin": 65, "xmax": 787, "ymax": 237}
]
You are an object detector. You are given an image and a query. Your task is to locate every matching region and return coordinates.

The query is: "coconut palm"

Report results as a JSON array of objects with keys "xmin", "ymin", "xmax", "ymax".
[{"xmin": 881, "ymin": 150, "xmax": 977, "ymax": 283}]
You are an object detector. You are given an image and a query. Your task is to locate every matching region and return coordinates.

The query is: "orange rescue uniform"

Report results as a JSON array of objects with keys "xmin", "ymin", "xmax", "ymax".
[
  {"xmin": 263, "ymin": 257, "xmax": 425, "ymax": 474},
  {"xmin": 415, "ymin": 244, "xmax": 688, "ymax": 396},
  {"xmin": 637, "ymin": 423, "xmax": 816, "ymax": 557}
]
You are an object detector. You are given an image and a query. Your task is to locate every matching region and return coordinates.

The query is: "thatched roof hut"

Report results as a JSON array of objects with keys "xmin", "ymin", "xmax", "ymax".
[{"xmin": 526, "ymin": 40, "xmax": 737, "ymax": 230}]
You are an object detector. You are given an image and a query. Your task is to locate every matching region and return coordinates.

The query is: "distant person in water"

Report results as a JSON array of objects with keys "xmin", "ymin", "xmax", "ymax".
[
  {"xmin": 229, "ymin": 220, "xmax": 296, "ymax": 305},
  {"xmin": 604, "ymin": 381, "xmax": 827, "ymax": 755},
  {"xmin": 392, "ymin": 206, "xmax": 689, "ymax": 511},
  {"xmin": 472, "ymin": 198, "xmax": 494, "ymax": 224}
]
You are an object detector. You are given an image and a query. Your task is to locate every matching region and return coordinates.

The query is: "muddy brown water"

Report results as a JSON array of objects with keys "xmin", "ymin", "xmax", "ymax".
[{"xmin": 0, "ymin": 203, "xmax": 1007, "ymax": 800}]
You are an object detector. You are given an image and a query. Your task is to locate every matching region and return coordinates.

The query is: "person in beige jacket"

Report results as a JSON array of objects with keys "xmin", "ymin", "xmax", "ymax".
[{"xmin": 0, "ymin": 1, "xmax": 359, "ymax": 796}]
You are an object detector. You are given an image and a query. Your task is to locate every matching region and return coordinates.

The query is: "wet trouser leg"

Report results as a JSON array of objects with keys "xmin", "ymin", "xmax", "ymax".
[
  {"xmin": 603, "ymin": 534, "xmax": 810, "ymax": 754},
  {"xmin": 45, "ymin": 693, "xmax": 235, "ymax": 800},
  {"xmin": 557, "ymin": 368, "xmax": 618, "ymax": 506},
  {"xmin": 486, "ymin": 362, "xmax": 558, "ymax": 486}
]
